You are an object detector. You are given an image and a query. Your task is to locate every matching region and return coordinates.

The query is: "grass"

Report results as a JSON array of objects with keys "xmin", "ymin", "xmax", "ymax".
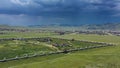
[
  {"xmin": 0, "ymin": 37, "xmax": 103, "ymax": 60},
  {"xmin": 0, "ymin": 32, "xmax": 57, "ymax": 38},
  {"xmin": 13, "ymin": 46, "xmax": 120, "ymax": 68},
  {"xmin": 0, "ymin": 39, "xmax": 57, "ymax": 60},
  {"xmin": 0, "ymin": 34, "xmax": 120, "ymax": 68},
  {"xmin": 52, "ymin": 34, "xmax": 120, "ymax": 44},
  {"xmin": 0, "ymin": 54, "xmax": 65, "ymax": 68},
  {"xmin": 49, "ymin": 38, "xmax": 106, "ymax": 50},
  {"xmin": 15, "ymin": 34, "xmax": 120, "ymax": 68}
]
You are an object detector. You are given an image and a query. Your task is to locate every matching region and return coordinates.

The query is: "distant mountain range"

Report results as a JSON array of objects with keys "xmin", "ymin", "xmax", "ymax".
[
  {"xmin": 0, "ymin": 23, "xmax": 120, "ymax": 31},
  {"xmin": 84, "ymin": 23, "xmax": 120, "ymax": 30},
  {"xmin": 28, "ymin": 23, "xmax": 120, "ymax": 30}
]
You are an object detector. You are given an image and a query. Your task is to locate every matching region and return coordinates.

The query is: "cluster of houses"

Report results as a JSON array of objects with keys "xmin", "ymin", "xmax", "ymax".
[
  {"xmin": 108, "ymin": 31, "xmax": 120, "ymax": 36},
  {"xmin": 55, "ymin": 30, "xmax": 120, "ymax": 36},
  {"xmin": 76, "ymin": 31, "xmax": 108, "ymax": 35},
  {"xmin": 0, "ymin": 27, "xmax": 29, "ymax": 32},
  {"xmin": 54, "ymin": 30, "xmax": 109, "ymax": 35}
]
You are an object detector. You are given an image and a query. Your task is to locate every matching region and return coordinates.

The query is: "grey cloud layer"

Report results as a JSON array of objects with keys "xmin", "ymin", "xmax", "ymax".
[
  {"xmin": 0, "ymin": 0, "xmax": 120, "ymax": 25},
  {"xmin": 0, "ymin": 0, "xmax": 119, "ymax": 16}
]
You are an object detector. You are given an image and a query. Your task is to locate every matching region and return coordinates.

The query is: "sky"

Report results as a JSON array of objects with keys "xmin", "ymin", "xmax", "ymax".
[{"xmin": 0, "ymin": 0, "xmax": 120, "ymax": 26}]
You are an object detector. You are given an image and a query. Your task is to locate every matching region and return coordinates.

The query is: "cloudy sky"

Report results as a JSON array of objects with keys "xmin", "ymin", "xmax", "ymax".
[{"xmin": 0, "ymin": 0, "xmax": 120, "ymax": 26}]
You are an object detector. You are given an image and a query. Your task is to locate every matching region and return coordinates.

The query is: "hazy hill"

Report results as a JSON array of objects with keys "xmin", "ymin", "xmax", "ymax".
[
  {"xmin": 0, "ymin": 23, "xmax": 120, "ymax": 31},
  {"xmin": 28, "ymin": 23, "xmax": 120, "ymax": 31},
  {"xmin": 86, "ymin": 23, "xmax": 120, "ymax": 30}
]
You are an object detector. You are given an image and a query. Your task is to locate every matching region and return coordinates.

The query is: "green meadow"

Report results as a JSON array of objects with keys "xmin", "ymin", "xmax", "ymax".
[{"xmin": 0, "ymin": 33, "xmax": 119, "ymax": 68}]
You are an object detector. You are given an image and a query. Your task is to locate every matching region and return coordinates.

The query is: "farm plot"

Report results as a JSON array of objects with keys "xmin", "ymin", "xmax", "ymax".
[
  {"xmin": 0, "ymin": 39, "xmax": 57, "ymax": 60},
  {"xmin": 49, "ymin": 38, "xmax": 113, "ymax": 51},
  {"xmin": 0, "ymin": 37, "xmax": 114, "ymax": 62},
  {"xmin": 11, "ymin": 34, "xmax": 119, "ymax": 68}
]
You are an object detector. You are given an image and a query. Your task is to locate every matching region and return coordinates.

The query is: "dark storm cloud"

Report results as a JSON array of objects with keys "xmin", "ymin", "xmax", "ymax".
[
  {"xmin": 0, "ymin": 0, "xmax": 120, "ymax": 25},
  {"xmin": 0, "ymin": 0, "xmax": 118, "ymax": 16}
]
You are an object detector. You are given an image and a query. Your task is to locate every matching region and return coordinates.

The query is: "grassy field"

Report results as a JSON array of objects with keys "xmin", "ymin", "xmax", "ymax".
[
  {"xmin": 0, "ymin": 40, "xmax": 57, "ymax": 60},
  {"xmin": 0, "ymin": 31, "xmax": 57, "ymax": 38},
  {"xmin": 14, "ymin": 46, "xmax": 120, "ymax": 68},
  {"xmin": 0, "ymin": 34, "xmax": 120, "ymax": 68},
  {"xmin": 0, "ymin": 37, "xmax": 105, "ymax": 60},
  {"xmin": 52, "ymin": 34, "xmax": 120, "ymax": 44}
]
